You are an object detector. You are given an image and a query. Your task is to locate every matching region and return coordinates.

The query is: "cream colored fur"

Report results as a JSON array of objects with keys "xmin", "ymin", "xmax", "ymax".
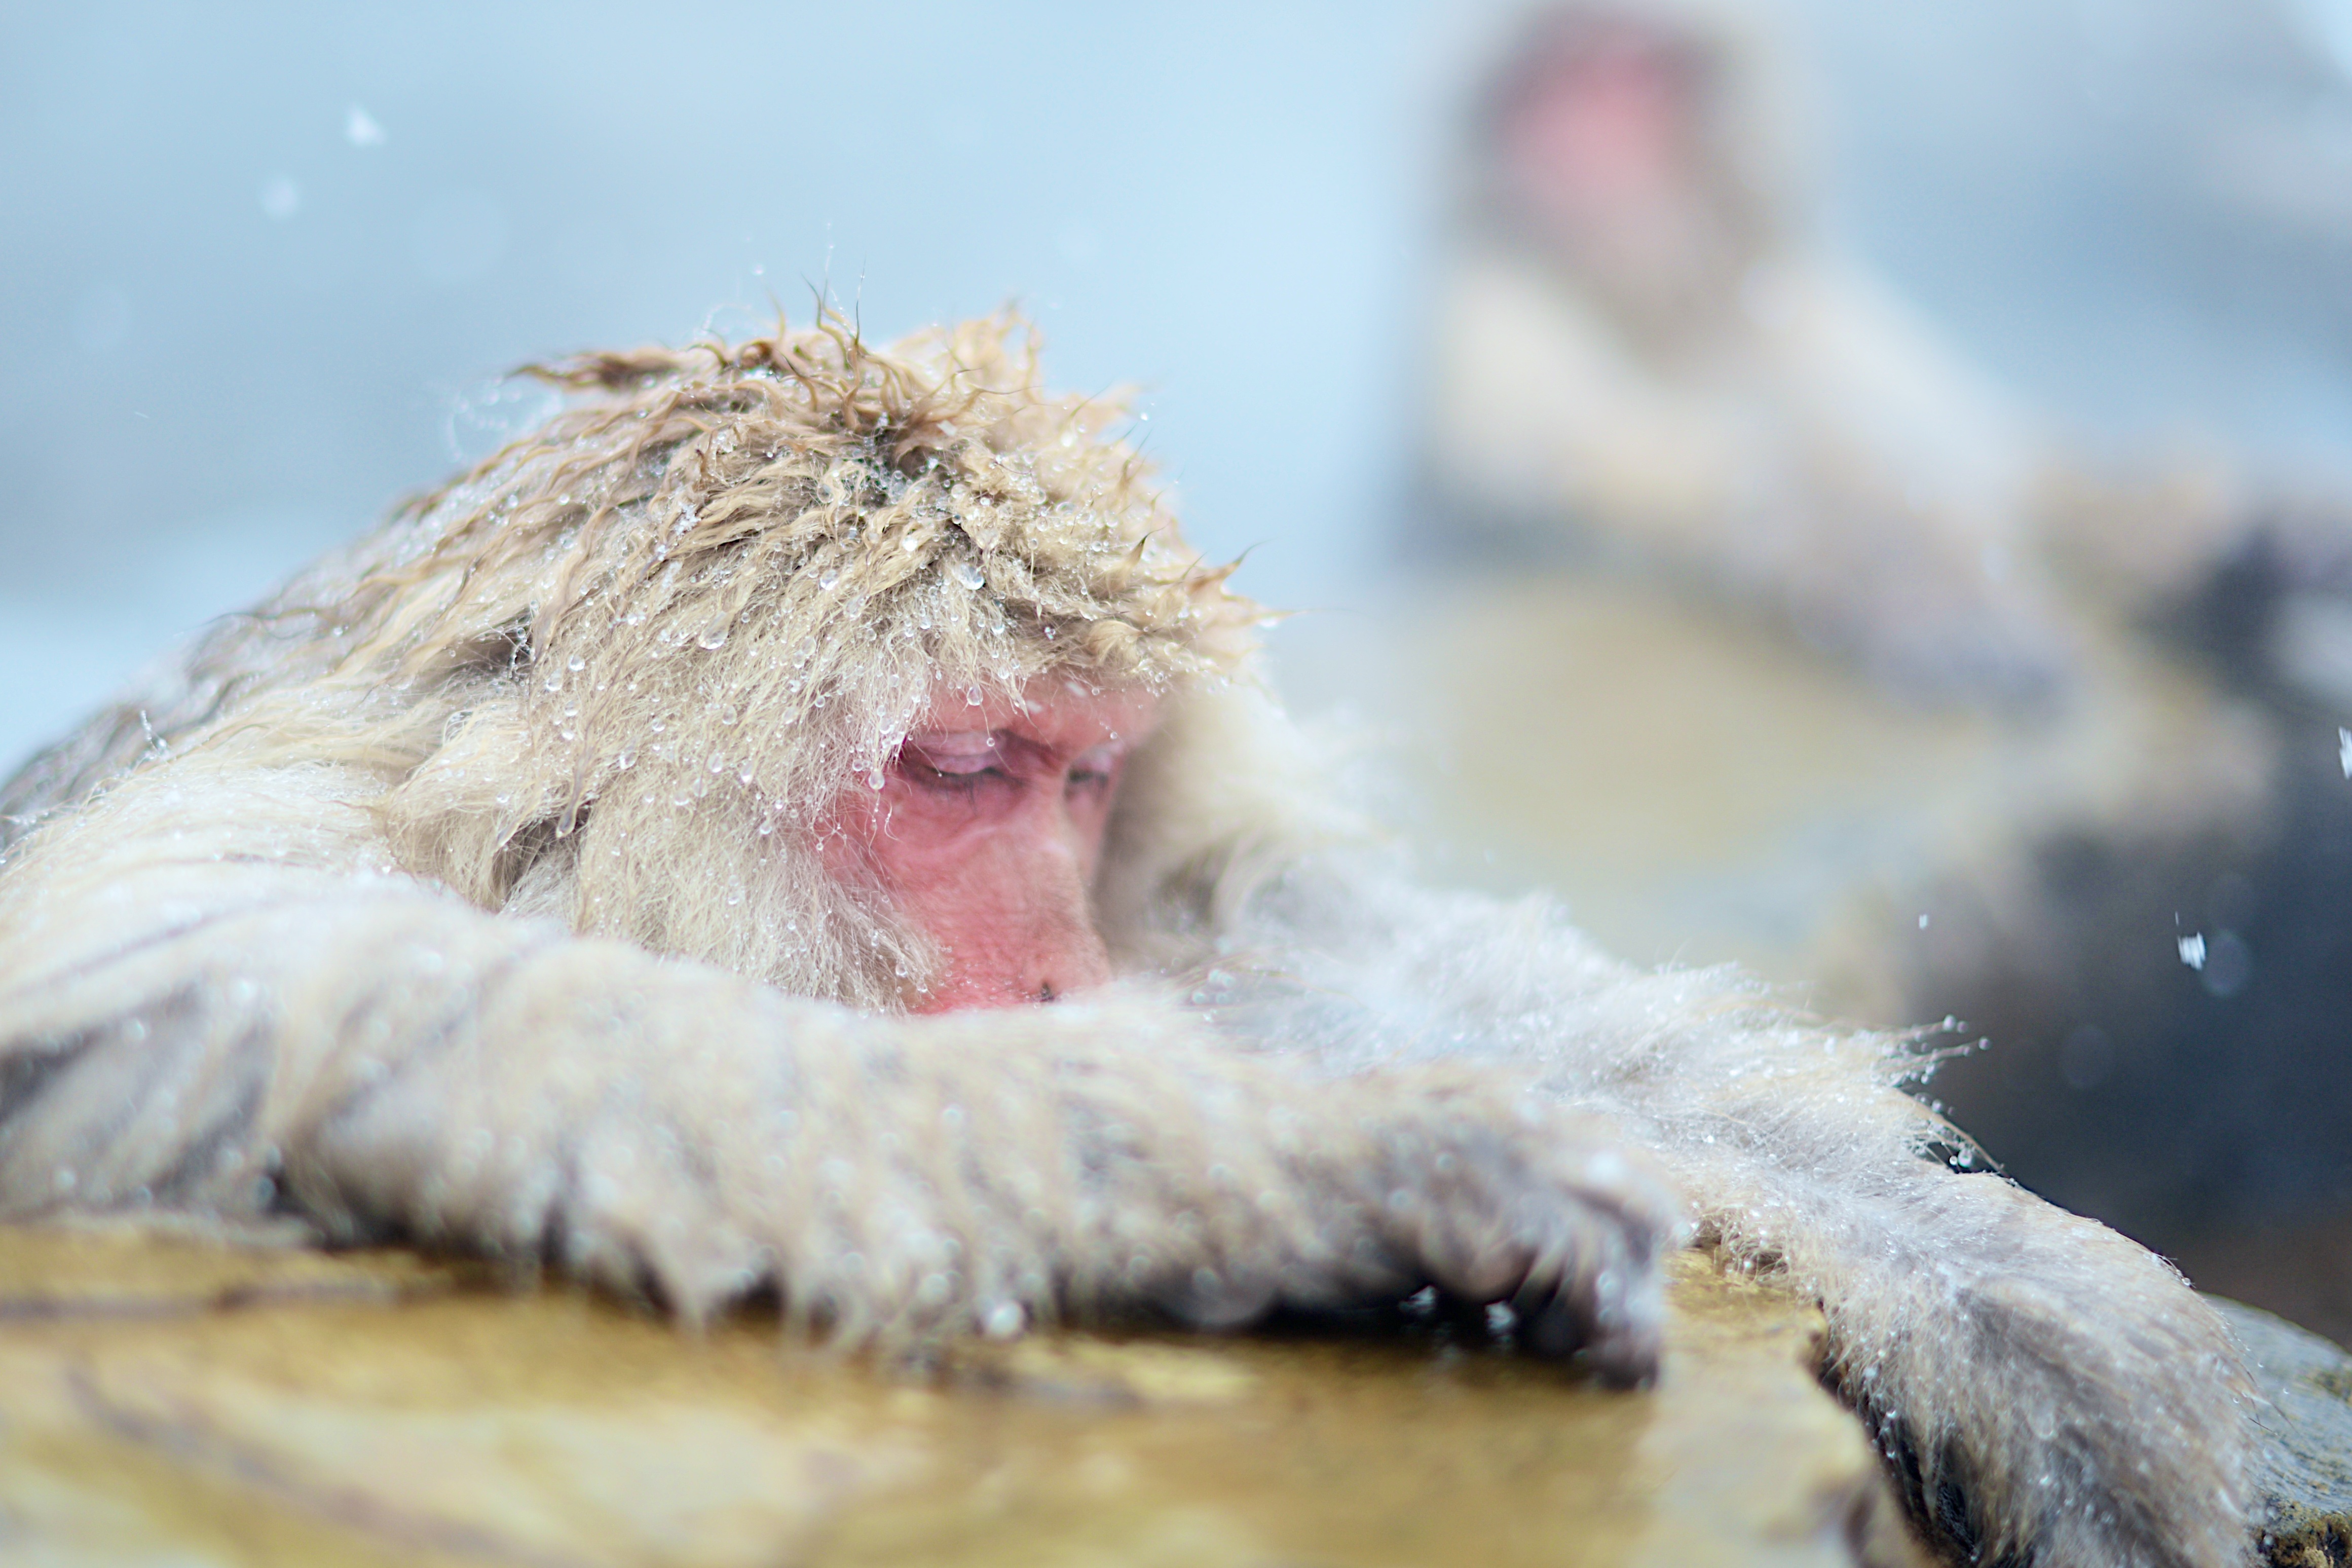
[{"xmin": 0, "ymin": 318, "xmax": 2255, "ymax": 1566}]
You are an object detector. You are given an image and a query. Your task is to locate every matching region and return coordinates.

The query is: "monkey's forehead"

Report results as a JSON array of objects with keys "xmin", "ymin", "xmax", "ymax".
[{"xmin": 358, "ymin": 317, "xmax": 1268, "ymax": 700}]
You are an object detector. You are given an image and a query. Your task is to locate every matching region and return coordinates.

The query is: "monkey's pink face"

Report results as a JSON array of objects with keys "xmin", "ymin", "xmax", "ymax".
[
  {"xmin": 1503, "ymin": 31, "xmax": 1693, "ymax": 229},
  {"xmin": 820, "ymin": 682, "xmax": 1160, "ymax": 1013}
]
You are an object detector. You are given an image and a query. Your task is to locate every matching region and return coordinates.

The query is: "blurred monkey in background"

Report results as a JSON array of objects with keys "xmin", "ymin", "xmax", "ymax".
[
  {"xmin": 1420, "ymin": 0, "xmax": 2074, "ymax": 701},
  {"xmin": 1400, "ymin": 0, "xmax": 2352, "ymax": 1347}
]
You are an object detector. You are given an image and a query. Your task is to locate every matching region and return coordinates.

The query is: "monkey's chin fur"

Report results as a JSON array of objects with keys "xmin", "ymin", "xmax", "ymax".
[{"xmin": 0, "ymin": 317, "xmax": 2259, "ymax": 1568}]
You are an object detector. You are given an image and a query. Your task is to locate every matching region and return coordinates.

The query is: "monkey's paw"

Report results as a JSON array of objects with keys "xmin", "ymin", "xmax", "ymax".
[{"xmin": 1185, "ymin": 1100, "xmax": 1684, "ymax": 1386}]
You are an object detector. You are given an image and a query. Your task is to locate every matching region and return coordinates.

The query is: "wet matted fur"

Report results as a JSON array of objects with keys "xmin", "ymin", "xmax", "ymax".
[{"xmin": 0, "ymin": 315, "xmax": 2258, "ymax": 1567}]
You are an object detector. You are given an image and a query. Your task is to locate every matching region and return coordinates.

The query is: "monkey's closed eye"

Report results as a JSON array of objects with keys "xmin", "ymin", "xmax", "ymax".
[
  {"xmin": 900, "ymin": 731, "xmax": 1012, "ymax": 793},
  {"xmin": 1066, "ymin": 742, "xmax": 1121, "ymax": 793}
]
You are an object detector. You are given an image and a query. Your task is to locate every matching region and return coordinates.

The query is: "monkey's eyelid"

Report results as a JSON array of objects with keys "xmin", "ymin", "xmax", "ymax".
[{"xmin": 903, "ymin": 731, "xmax": 1000, "ymax": 774}]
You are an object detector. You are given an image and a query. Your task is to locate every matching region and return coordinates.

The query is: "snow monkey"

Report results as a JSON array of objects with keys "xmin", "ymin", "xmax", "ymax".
[
  {"xmin": 1418, "ymin": 0, "xmax": 2082, "ymax": 702},
  {"xmin": 0, "ymin": 317, "xmax": 2257, "ymax": 1567}
]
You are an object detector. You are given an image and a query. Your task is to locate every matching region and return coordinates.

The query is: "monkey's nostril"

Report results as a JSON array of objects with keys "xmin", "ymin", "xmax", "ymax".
[{"xmin": 1038, "ymin": 982, "xmax": 1059, "ymax": 1003}]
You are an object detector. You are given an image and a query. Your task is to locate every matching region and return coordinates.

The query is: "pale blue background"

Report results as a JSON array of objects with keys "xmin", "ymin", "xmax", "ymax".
[{"xmin": 7, "ymin": 0, "xmax": 2352, "ymax": 771}]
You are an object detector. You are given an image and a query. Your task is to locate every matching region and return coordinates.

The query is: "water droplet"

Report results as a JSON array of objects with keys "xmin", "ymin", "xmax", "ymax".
[
  {"xmin": 708, "ymin": 754, "xmax": 727, "ymax": 775},
  {"xmin": 566, "ymin": 654, "xmax": 585, "ymax": 673},
  {"xmin": 616, "ymin": 750, "xmax": 636, "ymax": 770},
  {"xmin": 818, "ymin": 568, "xmax": 840, "ymax": 592},
  {"xmin": 542, "ymin": 673, "xmax": 563, "ymax": 692},
  {"xmin": 697, "ymin": 622, "xmax": 729, "ymax": 651},
  {"xmin": 950, "ymin": 558, "xmax": 985, "ymax": 590},
  {"xmin": 964, "ymin": 685, "xmax": 983, "ymax": 706}
]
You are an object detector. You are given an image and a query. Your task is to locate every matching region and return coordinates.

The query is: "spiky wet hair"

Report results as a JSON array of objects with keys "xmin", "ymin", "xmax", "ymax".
[{"xmin": 7, "ymin": 315, "xmax": 1262, "ymax": 1007}]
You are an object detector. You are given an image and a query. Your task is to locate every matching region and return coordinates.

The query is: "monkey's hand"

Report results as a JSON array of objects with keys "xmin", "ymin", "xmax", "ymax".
[{"xmin": 1110, "ymin": 1062, "xmax": 1682, "ymax": 1384}]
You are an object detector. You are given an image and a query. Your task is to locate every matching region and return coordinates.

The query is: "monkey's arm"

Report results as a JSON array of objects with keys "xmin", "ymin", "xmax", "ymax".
[
  {"xmin": 1229, "ymin": 870, "xmax": 2258, "ymax": 1568},
  {"xmin": 1636, "ymin": 1036, "xmax": 2256, "ymax": 1568},
  {"xmin": 0, "ymin": 762, "xmax": 1675, "ymax": 1367}
]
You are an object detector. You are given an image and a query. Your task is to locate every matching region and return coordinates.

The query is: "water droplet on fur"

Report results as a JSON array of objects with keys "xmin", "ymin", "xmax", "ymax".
[
  {"xmin": 697, "ymin": 622, "xmax": 729, "ymax": 650},
  {"xmin": 964, "ymin": 685, "xmax": 983, "ymax": 706},
  {"xmin": 901, "ymin": 531, "xmax": 923, "ymax": 553},
  {"xmin": 818, "ymin": 568, "xmax": 840, "ymax": 592},
  {"xmin": 708, "ymin": 754, "xmax": 727, "ymax": 775},
  {"xmin": 950, "ymin": 558, "xmax": 984, "ymax": 590},
  {"xmin": 566, "ymin": 655, "xmax": 585, "ymax": 673},
  {"xmin": 542, "ymin": 673, "xmax": 562, "ymax": 692},
  {"xmin": 796, "ymin": 637, "xmax": 816, "ymax": 665}
]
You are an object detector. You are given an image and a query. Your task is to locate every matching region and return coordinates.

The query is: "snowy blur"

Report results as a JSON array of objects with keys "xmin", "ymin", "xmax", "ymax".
[
  {"xmin": 6, "ymin": 1, "xmax": 2352, "ymax": 1337},
  {"xmin": 10, "ymin": 0, "xmax": 2352, "ymax": 760}
]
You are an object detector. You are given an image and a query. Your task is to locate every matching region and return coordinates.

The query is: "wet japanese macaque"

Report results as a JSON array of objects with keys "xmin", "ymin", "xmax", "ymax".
[
  {"xmin": 1419, "ymin": 0, "xmax": 2078, "ymax": 700},
  {"xmin": 0, "ymin": 319, "xmax": 2261, "ymax": 1566}
]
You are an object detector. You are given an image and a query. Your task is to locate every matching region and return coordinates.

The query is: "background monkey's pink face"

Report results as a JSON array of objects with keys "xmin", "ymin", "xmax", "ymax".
[
  {"xmin": 821, "ymin": 682, "xmax": 1161, "ymax": 1012},
  {"xmin": 1500, "ymin": 28, "xmax": 1696, "ymax": 230}
]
